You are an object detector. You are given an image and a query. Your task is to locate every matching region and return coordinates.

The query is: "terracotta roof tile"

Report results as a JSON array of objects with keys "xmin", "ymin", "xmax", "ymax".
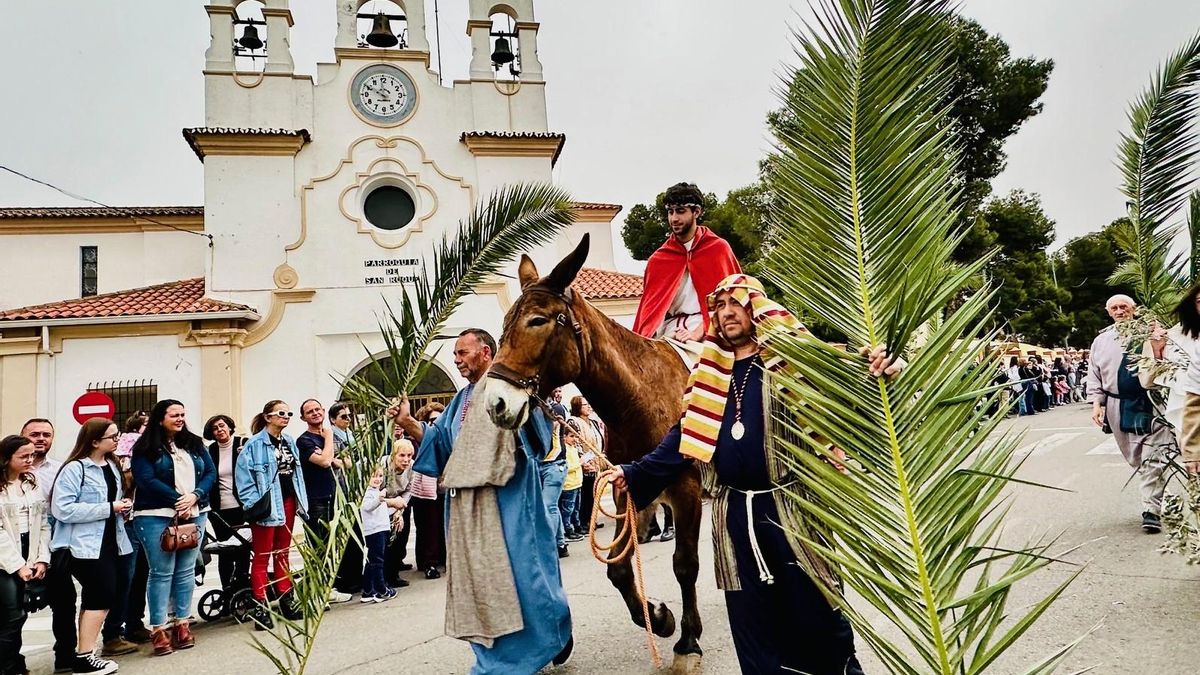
[
  {"xmin": 0, "ymin": 206, "xmax": 203, "ymax": 219},
  {"xmin": 573, "ymin": 267, "xmax": 643, "ymax": 300},
  {"xmin": 570, "ymin": 201, "xmax": 622, "ymax": 211},
  {"xmin": 182, "ymin": 127, "xmax": 311, "ymax": 161},
  {"xmin": 0, "ymin": 278, "xmax": 255, "ymax": 322},
  {"xmin": 459, "ymin": 130, "xmax": 565, "ymax": 140}
]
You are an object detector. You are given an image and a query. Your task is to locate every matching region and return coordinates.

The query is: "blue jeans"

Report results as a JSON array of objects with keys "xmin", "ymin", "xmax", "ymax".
[
  {"xmin": 559, "ymin": 487, "xmax": 580, "ymax": 534},
  {"xmin": 538, "ymin": 461, "xmax": 567, "ymax": 547},
  {"xmin": 362, "ymin": 532, "xmax": 389, "ymax": 597},
  {"xmin": 133, "ymin": 512, "xmax": 207, "ymax": 627}
]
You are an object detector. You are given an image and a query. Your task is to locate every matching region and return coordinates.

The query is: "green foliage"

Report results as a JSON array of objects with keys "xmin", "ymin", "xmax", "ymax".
[
  {"xmin": 979, "ymin": 191, "xmax": 1070, "ymax": 345},
  {"xmin": 1056, "ymin": 221, "xmax": 1136, "ymax": 345},
  {"xmin": 1111, "ymin": 29, "xmax": 1200, "ymax": 317},
  {"xmin": 249, "ymin": 184, "xmax": 575, "ymax": 674},
  {"xmin": 1188, "ymin": 191, "xmax": 1200, "ymax": 287},
  {"xmin": 620, "ymin": 186, "xmax": 768, "ymax": 263},
  {"xmin": 763, "ymin": 1, "xmax": 1077, "ymax": 672}
]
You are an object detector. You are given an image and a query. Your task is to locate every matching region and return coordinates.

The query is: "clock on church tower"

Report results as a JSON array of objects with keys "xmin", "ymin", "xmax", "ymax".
[{"xmin": 350, "ymin": 63, "xmax": 418, "ymax": 126}]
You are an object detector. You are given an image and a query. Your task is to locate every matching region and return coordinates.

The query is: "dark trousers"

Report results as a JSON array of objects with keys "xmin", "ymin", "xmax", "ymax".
[
  {"xmin": 48, "ymin": 550, "xmax": 77, "ymax": 664},
  {"xmin": 362, "ymin": 532, "xmax": 389, "ymax": 596},
  {"xmin": 412, "ymin": 495, "xmax": 446, "ymax": 570},
  {"xmin": 578, "ymin": 473, "xmax": 596, "ymax": 530},
  {"xmin": 385, "ymin": 506, "xmax": 411, "ymax": 583},
  {"xmin": 103, "ymin": 521, "xmax": 149, "ymax": 641},
  {"xmin": 335, "ymin": 522, "xmax": 364, "ymax": 594},
  {"xmin": 0, "ymin": 536, "xmax": 28, "ymax": 675},
  {"xmin": 646, "ymin": 504, "xmax": 675, "ymax": 537},
  {"xmin": 724, "ymin": 493, "xmax": 862, "ymax": 675}
]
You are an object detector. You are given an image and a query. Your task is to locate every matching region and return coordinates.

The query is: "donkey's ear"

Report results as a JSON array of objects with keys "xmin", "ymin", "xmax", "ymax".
[
  {"xmin": 517, "ymin": 255, "xmax": 539, "ymax": 290},
  {"xmin": 545, "ymin": 234, "xmax": 590, "ymax": 292}
]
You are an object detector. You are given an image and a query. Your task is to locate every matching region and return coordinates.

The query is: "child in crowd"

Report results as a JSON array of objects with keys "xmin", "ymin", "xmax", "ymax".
[
  {"xmin": 559, "ymin": 424, "xmax": 585, "ymax": 542},
  {"xmin": 359, "ymin": 467, "xmax": 395, "ymax": 603},
  {"xmin": 1054, "ymin": 375, "xmax": 1069, "ymax": 406}
]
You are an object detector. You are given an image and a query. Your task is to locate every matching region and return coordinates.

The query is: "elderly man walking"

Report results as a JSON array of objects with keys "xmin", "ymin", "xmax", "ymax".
[{"xmin": 1087, "ymin": 294, "xmax": 1175, "ymax": 533}]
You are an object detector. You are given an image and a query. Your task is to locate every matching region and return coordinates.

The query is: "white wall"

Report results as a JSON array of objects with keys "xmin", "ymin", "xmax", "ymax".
[
  {"xmin": 45, "ymin": 333, "xmax": 202, "ymax": 461},
  {"xmin": 0, "ymin": 231, "xmax": 205, "ymax": 310}
]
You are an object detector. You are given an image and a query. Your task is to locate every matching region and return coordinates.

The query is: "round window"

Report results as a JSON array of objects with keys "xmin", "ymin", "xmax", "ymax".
[{"xmin": 363, "ymin": 185, "xmax": 416, "ymax": 231}]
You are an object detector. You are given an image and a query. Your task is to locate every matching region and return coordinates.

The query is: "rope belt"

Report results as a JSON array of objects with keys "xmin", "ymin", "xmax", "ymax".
[{"xmin": 727, "ymin": 482, "xmax": 794, "ymax": 586}]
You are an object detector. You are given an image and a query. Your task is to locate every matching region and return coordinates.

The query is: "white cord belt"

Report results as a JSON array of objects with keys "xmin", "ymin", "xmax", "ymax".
[{"xmin": 730, "ymin": 482, "xmax": 795, "ymax": 586}]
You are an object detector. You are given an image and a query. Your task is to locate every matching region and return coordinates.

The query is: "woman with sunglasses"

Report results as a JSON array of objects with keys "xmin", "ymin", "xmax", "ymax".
[
  {"xmin": 130, "ymin": 400, "xmax": 215, "ymax": 656},
  {"xmin": 235, "ymin": 400, "xmax": 308, "ymax": 629}
]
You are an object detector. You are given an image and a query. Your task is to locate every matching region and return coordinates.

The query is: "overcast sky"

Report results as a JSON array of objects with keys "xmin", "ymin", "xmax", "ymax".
[{"xmin": 1, "ymin": 1, "xmax": 1198, "ymax": 272}]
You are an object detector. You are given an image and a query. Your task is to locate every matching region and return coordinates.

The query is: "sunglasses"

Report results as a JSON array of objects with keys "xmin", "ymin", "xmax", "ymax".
[
  {"xmin": 337, "ymin": 414, "xmax": 351, "ymax": 420},
  {"xmin": 269, "ymin": 411, "xmax": 294, "ymax": 419}
]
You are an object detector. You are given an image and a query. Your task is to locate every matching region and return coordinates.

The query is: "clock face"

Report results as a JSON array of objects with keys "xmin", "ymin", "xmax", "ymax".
[{"xmin": 350, "ymin": 65, "xmax": 417, "ymax": 126}]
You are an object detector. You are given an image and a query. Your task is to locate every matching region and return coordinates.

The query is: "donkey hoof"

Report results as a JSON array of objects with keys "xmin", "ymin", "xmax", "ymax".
[
  {"xmin": 669, "ymin": 652, "xmax": 703, "ymax": 675},
  {"xmin": 649, "ymin": 600, "xmax": 675, "ymax": 638}
]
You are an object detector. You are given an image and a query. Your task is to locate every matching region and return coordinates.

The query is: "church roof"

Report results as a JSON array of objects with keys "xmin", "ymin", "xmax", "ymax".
[
  {"xmin": 0, "ymin": 206, "xmax": 204, "ymax": 219},
  {"xmin": 574, "ymin": 268, "xmax": 643, "ymax": 300},
  {"xmin": 0, "ymin": 278, "xmax": 258, "ymax": 324},
  {"xmin": 182, "ymin": 127, "xmax": 312, "ymax": 162}
]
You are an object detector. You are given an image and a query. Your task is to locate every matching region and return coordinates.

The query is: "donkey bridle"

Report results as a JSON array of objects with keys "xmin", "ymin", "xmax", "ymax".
[{"xmin": 486, "ymin": 284, "xmax": 588, "ymax": 394}]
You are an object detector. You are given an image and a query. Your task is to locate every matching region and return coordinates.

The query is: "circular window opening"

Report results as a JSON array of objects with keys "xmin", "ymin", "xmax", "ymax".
[{"xmin": 363, "ymin": 185, "xmax": 416, "ymax": 231}]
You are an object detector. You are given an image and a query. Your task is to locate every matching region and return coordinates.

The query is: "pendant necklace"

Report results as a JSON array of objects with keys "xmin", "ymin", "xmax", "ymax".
[{"xmin": 729, "ymin": 356, "xmax": 759, "ymax": 441}]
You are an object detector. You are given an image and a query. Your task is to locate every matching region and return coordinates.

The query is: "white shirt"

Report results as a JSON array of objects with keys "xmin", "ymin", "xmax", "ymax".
[
  {"xmin": 32, "ymin": 457, "xmax": 60, "ymax": 503},
  {"xmin": 656, "ymin": 237, "xmax": 702, "ymax": 339}
]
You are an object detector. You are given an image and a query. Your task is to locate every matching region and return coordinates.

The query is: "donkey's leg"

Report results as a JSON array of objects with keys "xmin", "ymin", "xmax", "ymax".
[
  {"xmin": 665, "ymin": 474, "xmax": 703, "ymax": 659},
  {"xmin": 606, "ymin": 488, "xmax": 676, "ymax": 638}
]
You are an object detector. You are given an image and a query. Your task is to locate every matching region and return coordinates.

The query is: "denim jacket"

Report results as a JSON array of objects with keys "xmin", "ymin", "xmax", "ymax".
[
  {"xmin": 234, "ymin": 429, "xmax": 309, "ymax": 526},
  {"xmin": 50, "ymin": 459, "xmax": 133, "ymax": 559},
  {"xmin": 131, "ymin": 441, "xmax": 217, "ymax": 512}
]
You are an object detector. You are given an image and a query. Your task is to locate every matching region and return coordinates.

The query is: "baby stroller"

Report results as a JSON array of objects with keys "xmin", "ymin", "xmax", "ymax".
[{"xmin": 195, "ymin": 511, "xmax": 256, "ymax": 623}]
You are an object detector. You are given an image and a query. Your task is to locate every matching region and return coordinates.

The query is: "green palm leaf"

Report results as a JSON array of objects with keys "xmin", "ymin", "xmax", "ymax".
[
  {"xmin": 762, "ymin": 1, "xmax": 1077, "ymax": 672},
  {"xmin": 1188, "ymin": 190, "xmax": 1200, "ymax": 286},
  {"xmin": 1109, "ymin": 30, "xmax": 1200, "ymax": 314},
  {"xmin": 250, "ymin": 183, "xmax": 575, "ymax": 674}
]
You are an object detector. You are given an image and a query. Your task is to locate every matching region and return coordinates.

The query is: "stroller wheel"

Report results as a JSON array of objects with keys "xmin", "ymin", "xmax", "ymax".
[
  {"xmin": 197, "ymin": 589, "xmax": 226, "ymax": 622},
  {"xmin": 230, "ymin": 588, "xmax": 257, "ymax": 624}
]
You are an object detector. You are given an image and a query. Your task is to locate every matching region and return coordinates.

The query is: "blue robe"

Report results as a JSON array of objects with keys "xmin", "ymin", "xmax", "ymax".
[{"xmin": 414, "ymin": 385, "xmax": 572, "ymax": 674}]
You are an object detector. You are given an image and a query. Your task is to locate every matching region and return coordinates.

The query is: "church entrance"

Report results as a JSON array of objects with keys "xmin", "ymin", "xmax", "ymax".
[{"xmin": 341, "ymin": 357, "xmax": 457, "ymax": 414}]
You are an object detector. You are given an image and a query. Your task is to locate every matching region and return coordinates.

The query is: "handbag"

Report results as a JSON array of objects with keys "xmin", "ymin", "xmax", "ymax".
[
  {"xmin": 22, "ymin": 578, "xmax": 50, "ymax": 613},
  {"xmin": 160, "ymin": 516, "xmax": 200, "ymax": 552},
  {"xmin": 240, "ymin": 465, "xmax": 279, "ymax": 523}
]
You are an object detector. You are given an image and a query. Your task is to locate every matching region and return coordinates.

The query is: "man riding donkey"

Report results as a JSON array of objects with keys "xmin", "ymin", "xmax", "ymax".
[
  {"xmin": 608, "ymin": 274, "xmax": 902, "ymax": 674},
  {"xmin": 632, "ymin": 181, "xmax": 743, "ymax": 541}
]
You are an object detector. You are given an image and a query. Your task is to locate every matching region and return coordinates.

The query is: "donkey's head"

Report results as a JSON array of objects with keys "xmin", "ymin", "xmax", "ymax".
[{"xmin": 485, "ymin": 234, "xmax": 591, "ymax": 430}]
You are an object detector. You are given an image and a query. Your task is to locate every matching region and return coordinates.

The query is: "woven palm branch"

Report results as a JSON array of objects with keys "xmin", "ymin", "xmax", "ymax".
[
  {"xmin": 249, "ymin": 183, "xmax": 575, "ymax": 674},
  {"xmin": 1109, "ymin": 30, "xmax": 1200, "ymax": 315},
  {"xmin": 761, "ymin": 1, "xmax": 1082, "ymax": 673}
]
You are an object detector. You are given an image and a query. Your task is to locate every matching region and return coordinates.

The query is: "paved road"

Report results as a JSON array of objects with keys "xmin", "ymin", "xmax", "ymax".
[{"xmin": 22, "ymin": 403, "xmax": 1200, "ymax": 674}]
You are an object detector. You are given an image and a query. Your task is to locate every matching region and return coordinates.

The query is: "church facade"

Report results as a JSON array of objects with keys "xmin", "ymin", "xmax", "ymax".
[{"xmin": 0, "ymin": 0, "xmax": 642, "ymax": 437}]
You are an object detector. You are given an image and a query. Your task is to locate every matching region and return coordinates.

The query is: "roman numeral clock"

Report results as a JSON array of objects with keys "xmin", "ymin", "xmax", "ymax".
[{"xmin": 350, "ymin": 64, "xmax": 418, "ymax": 126}]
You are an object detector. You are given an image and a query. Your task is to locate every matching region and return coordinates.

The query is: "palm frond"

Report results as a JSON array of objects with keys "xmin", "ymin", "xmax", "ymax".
[
  {"xmin": 1111, "ymin": 29, "xmax": 1200, "ymax": 314},
  {"xmin": 1188, "ymin": 190, "xmax": 1200, "ymax": 286},
  {"xmin": 249, "ymin": 183, "xmax": 575, "ymax": 674},
  {"xmin": 762, "ymin": 1, "xmax": 1077, "ymax": 672}
]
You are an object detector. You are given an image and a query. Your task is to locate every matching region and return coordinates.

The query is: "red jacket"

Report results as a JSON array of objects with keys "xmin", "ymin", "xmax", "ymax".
[{"xmin": 632, "ymin": 226, "xmax": 742, "ymax": 338}]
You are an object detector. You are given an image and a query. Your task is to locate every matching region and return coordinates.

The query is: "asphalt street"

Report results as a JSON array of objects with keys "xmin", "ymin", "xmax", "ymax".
[{"xmin": 22, "ymin": 403, "xmax": 1200, "ymax": 674}]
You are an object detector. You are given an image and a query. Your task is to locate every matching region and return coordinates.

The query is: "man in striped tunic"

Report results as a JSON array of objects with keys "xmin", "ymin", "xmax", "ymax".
[{"xmin": 607, "ymin": 274, "xmax": 897, "ymax": 674}]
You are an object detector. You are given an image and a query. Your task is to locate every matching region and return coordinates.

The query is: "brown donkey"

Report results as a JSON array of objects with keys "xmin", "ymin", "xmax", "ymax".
[{"xmin": 483, "ymin": 234, "xmax": 705, "ymax": 670}]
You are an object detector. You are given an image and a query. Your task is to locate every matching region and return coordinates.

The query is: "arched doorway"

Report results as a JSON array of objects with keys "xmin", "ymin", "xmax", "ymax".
[{"xmin": 341, "ymin": 357, "xmax": 457, "ymax": 414}]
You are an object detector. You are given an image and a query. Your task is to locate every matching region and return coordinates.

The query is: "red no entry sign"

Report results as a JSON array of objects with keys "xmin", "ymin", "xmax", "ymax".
[{"xmin": 73, "ymin": 391, "xmax": 116, "ymax": 425}]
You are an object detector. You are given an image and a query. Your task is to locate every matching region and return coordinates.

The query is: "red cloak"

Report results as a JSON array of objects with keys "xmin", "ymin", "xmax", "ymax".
[{"xmin": 632, "ymin": 226, "xmax": 742, "ymax": 338}]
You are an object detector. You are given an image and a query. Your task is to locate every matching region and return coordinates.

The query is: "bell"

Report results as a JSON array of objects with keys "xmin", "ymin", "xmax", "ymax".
[
  {"xmin": 490, "ymin": 36, "xmax": 515, "ymax": 66},
  {"xmin": 237, "ymin": 23, "xmax": 263, "ymax": 51},
  {"xmin": 365, "ymin": 12, "xmax": 399, "ymax": 48}
]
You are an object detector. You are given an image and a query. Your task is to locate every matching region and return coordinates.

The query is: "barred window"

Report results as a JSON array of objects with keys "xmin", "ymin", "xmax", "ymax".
[
  {"xmin": 81, "ymin": 246, "xmax": 98, "ymax": 297},
  {"xmin": 88, "ymin": 380, "xmax": 157, "ymax": 427}
]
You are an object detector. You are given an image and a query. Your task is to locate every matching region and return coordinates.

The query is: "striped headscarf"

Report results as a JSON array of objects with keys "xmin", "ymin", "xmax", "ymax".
[{"xmin": 678, "ymin": 274, "xmax": 805, "ymax": 463}]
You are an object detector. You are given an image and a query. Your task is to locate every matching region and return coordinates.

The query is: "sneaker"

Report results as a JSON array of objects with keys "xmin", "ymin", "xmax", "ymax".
[
  {"xmin": 558, "ymin": 545, "xmax": 570, "ymax": 559},
  {"xmin": 328, "ymin": 589, "xmax": 353, "ymax": 604},
  {"xmin": 101, "ymin": 637, "xmax": 138, "ymax": 656},
  {"xmin": 391, "ymin": 577, "xmax": 410, "ymax": 588},
  {"xmin": 378, "ymin": 588, "xmax": 397, "ymax": 602},
  {"xmin": 71, "ymin": 652, "xmax": 117, "ymax": 675},
  {"xmin": 424, "ymin": 567, "xmax": 441, "ymax": 579},
  {"xmin": 660, "ymin": 526, "xmax": 676, "ymax": 542},
  {"xmin": 360, "ymin": 593, "xmax": 379, "ymax": 604},
  {"xmin": 1142, "ymin": 511, "xmax": 1162, "ymax": 534},
  {"xmin": 565, "ymin": 531, "xmax": 585, "ymax": 543},
  {"xmin": 125, "ymin": 627, "xmax": 152, "ymax": 644},
  {"xmin": 397, "ymin": 562, "xmax": 414, "ymax": 571}
]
